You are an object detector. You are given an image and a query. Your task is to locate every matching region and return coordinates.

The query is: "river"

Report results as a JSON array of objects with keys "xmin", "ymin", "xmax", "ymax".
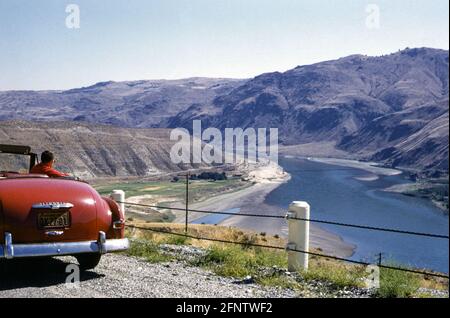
[{"xmin": 264, "ymin": 157, "xmax": 449, "ymax": 273}]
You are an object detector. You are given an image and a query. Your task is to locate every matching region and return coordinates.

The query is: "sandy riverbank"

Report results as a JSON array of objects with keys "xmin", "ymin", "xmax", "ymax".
[
  {"xmin": 173, "ymin": 161, "xmax": 290, "ymax": 223},
  {"xmin": 307, "ymin": 157, "xmax": 402, "ymax": 181},
  {"xmin": 384, "ymin": 182, "xmax": 449, "ymax": 213}
]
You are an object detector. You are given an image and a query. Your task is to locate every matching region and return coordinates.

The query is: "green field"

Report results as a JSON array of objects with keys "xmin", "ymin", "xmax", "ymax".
[
  {"xmin": 94, "ymin": 178, "xmax": 249, "ymax": 203},
  {"xmin": 94, "ymin": 178, "xmax": 250, "ymax": 223}
]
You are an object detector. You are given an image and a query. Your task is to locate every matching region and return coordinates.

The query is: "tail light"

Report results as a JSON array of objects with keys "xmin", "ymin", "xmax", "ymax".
[{"xmin": 113, "ymin": 220, "xmax": 125, "ymax": 230}]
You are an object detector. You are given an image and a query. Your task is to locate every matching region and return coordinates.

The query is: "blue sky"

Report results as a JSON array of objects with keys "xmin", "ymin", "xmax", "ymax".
[{"xmin": 0, "ymin": 0, "xmax": 448, "ymax": 90}]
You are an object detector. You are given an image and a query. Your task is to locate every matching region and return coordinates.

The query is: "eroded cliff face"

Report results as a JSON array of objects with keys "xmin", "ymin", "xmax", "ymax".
[{"xmin": 0, "ymin": 121, "xmax": 208, "ymax": 178}]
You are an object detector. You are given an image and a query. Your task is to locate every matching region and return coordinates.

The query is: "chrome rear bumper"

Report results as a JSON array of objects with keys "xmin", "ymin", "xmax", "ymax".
[{"xmin": 0, "ymin": 231, "xmax": 129, "ymax": 259}]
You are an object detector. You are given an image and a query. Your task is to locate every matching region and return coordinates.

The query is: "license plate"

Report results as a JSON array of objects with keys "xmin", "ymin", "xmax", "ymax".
[{"xmin": 38, "ymin": 211, "xmax": 70, "ymax": 229}]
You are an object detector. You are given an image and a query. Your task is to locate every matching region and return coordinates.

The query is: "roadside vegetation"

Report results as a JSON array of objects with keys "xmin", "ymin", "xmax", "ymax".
[
  {"xmin": 375, "ymin": 263, "xmax": 421, "ymax": 298},
  {"xmin": 124, "ymin": 223, "xmax": 448, "ymax": 298}
]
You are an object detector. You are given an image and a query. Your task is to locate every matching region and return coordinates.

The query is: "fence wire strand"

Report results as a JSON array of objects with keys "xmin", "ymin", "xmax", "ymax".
[
  {"xmin": 120, "ymin": 201, "xmax": 449, "ymax": 239},
  {"xmin": 126, "ymin": 224, "xmax": 449, "ymax": 279}
]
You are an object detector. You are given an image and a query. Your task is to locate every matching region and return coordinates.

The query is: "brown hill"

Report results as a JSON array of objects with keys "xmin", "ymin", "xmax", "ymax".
[{"xmin": 0, "ymin": 121, "xmax": 207, "ymax": 179}]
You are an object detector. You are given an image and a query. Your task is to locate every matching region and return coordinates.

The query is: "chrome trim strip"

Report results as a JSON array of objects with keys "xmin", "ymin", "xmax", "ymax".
[
  {"xmin": 32, "ymin": 202, "xmax": 74, "ymax": 210},
  {"xmin": 0, "ymin": 232, "xmax": 129, "ymax": 259}
]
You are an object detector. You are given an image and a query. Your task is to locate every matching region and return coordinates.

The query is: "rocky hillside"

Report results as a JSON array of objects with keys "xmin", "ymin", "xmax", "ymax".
[
  {"xmin": 0, "ymin": 48, "xmax": 448, "ymax": 173},
  {"xmin": 169, "ymin": 48, "xmax": 449, "ymax": 172},
  {"xmin": 345, "ymin": 99, "xmax": 449, "ymax": 171},
  {"xmin": 0, "ymin": 78, "xmax": 244, "ymax": 127},
  {"xmin": 0, "ymin": 121, "xmax": 208, "ymax": 179}
]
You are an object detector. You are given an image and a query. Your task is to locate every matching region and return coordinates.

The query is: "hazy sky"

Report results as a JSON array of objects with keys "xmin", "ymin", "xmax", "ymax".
[{"xmin": 0, "ymin": 0, "xmax": 448, "ymax": 90}]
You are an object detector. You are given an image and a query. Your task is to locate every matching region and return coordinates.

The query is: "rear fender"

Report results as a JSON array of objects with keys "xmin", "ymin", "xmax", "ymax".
[
  {"xmin": 0, "ymin": 200, "xmax": 4, "ymax": 241},
  {"xmin": 102, "ymin": 197, "xmax": 125, "ymax": 239}
]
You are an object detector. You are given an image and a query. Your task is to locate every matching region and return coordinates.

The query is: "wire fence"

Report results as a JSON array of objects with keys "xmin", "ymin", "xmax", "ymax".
[
  {"xmin": 125, "ymin": 224, "xmax": 449, "ymax": 279},
  {"xmin": 122, "ymin": 200, "xmax": 450, "ymax": 279},
  {"xmin": 115, "ymin": 163, "xmax": 450, "ymax": 280},
  {"xmin": 120, "ymin": 201, "xmax": 449, "ymax": 239}
]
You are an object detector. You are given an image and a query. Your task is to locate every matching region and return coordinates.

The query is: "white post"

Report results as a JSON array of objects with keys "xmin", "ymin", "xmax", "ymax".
[
  {"xmin": 111, "ymin": 190, "xmax": 125, "ymax": 216},
  {"xmin": 287, "ymin": 201, "xmax": 310, "ymax": 271}
]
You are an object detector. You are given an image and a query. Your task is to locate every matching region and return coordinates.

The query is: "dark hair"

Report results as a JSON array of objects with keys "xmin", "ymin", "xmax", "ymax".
[{"xmin": 41, "ymin": 151, "xmax": 54, "ymax": 163}]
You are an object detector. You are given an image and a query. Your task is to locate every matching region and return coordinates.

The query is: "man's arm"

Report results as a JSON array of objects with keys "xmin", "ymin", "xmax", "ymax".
[{"xmin": 46, "ymin": 168, "xmax": 70, "ymax": 178}]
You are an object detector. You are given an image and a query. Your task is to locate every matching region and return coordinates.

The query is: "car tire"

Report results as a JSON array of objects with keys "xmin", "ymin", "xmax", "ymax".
[
  {"xmin": 0, "ymin": 260, "xmax": 7, "ymax": 275},
  {"xmin": 75, "ymin": 253, "xmax": 102, "ymax": 270}
]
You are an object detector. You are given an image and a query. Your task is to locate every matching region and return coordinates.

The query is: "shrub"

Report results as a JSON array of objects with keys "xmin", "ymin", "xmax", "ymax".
[
  {"xmin": 240, "ymin": 234, "xmax": 258, "ymax": 249},
  {"xmin": 127, "ymin": 240, "xmax": 172, "ymax": 263},
  {"xmin": 376, "ymin": 264, "xmax": 420, "ymax": 298},
  {"xmin": 301, "ymin": 263, "xmax": 366, "ymax": 288},
  {"xmin": 163, "ymin": 234, "xmax": 189, "ymax": 246},
  {"xmin": 196, "ymin": 245, "xmax": 286, "ymax": 278}
]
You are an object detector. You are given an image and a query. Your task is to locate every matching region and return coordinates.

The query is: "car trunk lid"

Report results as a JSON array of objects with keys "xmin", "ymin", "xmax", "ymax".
[{"xmin": 0, "ymin": 178, "xmax": 98, "ymax": 243}]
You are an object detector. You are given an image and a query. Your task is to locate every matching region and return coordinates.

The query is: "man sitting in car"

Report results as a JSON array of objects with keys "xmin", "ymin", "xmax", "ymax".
[{"xmin": 31, "ymin": 150, "xmax": 70, "ymax": 177}]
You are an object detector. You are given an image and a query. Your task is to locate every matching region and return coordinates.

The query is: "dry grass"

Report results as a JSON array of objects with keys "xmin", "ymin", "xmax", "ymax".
[
  {"xmin": 126, "ymin": 222, "xmax": 449, "ymax": 295},
  {"xmin": 127, "ymin": 222, "xmax": 286, "ymax": 249}
]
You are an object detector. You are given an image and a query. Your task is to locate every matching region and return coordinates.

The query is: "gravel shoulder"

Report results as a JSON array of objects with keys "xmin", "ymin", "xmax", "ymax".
[
  {"xmin": 1, "ymin": 250, "xmax": 446, "ymax": 298},
  {"xmin": 0, "ymin": 254, "xmax": 297, "ymax": 298}
]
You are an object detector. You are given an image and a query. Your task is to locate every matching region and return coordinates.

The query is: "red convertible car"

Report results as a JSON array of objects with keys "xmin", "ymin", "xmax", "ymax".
[{"xmin": 0, "ymin": 144, "xmax": 129, "ymax": 270}]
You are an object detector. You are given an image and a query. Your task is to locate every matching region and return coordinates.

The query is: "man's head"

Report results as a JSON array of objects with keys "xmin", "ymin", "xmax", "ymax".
[{"xmin": 41, "ymin": 151, "xmax": 55, "ymax": 164}]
